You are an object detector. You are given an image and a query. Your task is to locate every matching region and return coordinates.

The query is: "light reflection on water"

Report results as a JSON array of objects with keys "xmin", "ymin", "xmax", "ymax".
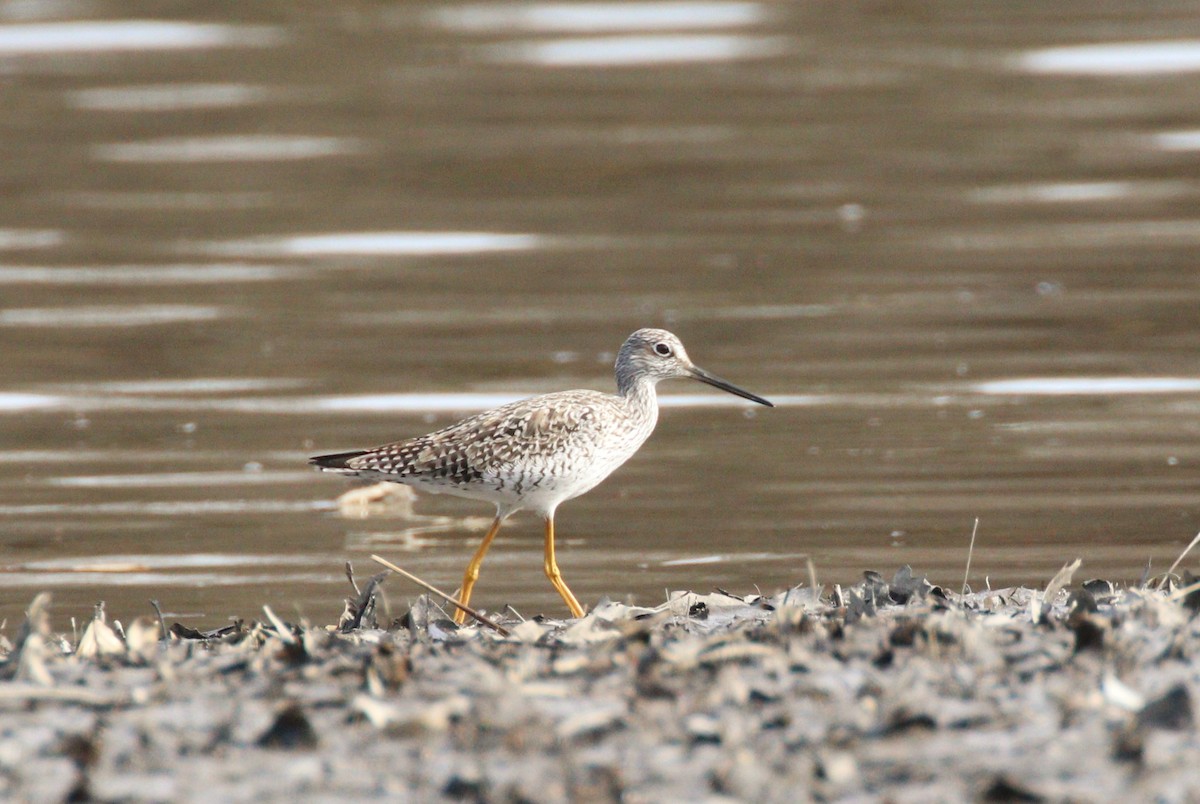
[
  {"xmin": 0, "ymin": 500, "xmax": 332, "ymax": 516},
  {"xmin": 91, "ymin": 136, "xmax": 364, "ymax": 163},
  {"xmin": 968, "ymin": 179, "xmax": 1196, "ymax": 205},
  {"xmin": 304, "ymin": 392, "xmax": 809, "ymax": 413},
  {"xmin": 0, "ymin": 450, "xmax": 310, "ymax": 464},
  {"xmin": 0, "ymin": 504, "xmax": 333, "ymax": 516},
  {"xmin": 0, "ymin": 229, "xmax": 63, "ymax": 249},
  {"xmin": 932, "ymin": 220, "xmax": 1200, "ymax": 251},
  {"xmin": 482, "ymin": 34, "xmax": 789, "ymax": 66},
  {"xmin": 0, "ymin": 572, "xmax": 339, "ymax": 589},
  {"xmin": 0, "ymin": 264, "xmax": 294, "ymax": 285},
  {"xmin": 0, "ymin": 391, "xmax": 814, "ymax": 415},
  {"xmin": 207, "ymin": 231, "xmax": 544, "ymax": 257},
  {"xmin": 429, "ymin": 2, "xmax": 767, "ymax": 33},
  {"xmin": 0, "ymin": 393, "xmax": 62, "ymax": 412},
  {"xmin": 659, "ymin": 552, "xmax": 810, "ymax": 567},
  {"xmin": 1150, "ymin": 130, "xmax": 1200, "ymax": 151},
  {"xmin": 2, "ymin": 382, "xmax": 1197, "ymax": 418},
  {"xmin": 342, "ymin": 299, "xmax": 832, "ymax": 327},
  {"xmin": 0, "ymin": 20, "xmax": 281, "ymax": 54},
  {"xmin": 973, "ymin": 378, "xmax": 1200, "ymax": 396},
  {"xmin": 61, "ymin": 191, "xmax": 275, "ymax": 211},
  {"xmin": 54, "ymin": 378, "xmax": 308, "ymax": 394},
  {"xmin": 10, "ymin": 553, "xmax": 334, "ymax": 571},
  {"xmin": 1016, "ymin": 40, "xmax": 1200, "ymax": 75},
  {"xmin": 0, "ymin": 305, "xmax": 229, "ymax": 327},
  {"xmin": 67, "ymin": 83, "xmax": 271, "ymax": 112},
  {"xmin": 45, "ymin": 470, "xmax": 317, "ymax": 489}
]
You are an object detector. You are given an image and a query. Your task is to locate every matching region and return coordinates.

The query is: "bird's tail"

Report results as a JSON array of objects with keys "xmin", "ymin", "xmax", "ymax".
[{"xmin": 309, "ymin": 450, "xmax": 369, "ymax": 474}]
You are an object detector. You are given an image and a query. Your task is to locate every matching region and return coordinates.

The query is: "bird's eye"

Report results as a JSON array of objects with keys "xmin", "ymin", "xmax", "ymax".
[{"xmin": 654, "ymin": 342, "xmax": 672, "ymax": 357}]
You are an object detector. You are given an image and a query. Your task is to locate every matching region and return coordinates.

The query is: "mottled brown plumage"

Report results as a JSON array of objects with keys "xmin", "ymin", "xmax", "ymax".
[{"xmin": 312, "ymin": 389, "xmax": 647, "ymax": 507}]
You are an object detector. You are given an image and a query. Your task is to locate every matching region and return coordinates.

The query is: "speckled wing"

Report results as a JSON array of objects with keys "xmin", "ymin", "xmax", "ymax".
[{"xmin": 309, "ymin": 390, "xmax": 610, "ymax": 492}]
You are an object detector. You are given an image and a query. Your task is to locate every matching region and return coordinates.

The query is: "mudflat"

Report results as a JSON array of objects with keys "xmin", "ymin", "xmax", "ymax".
[{"xmin": 0, "ymin": 564, "xmax": 1196, "ymax": 801}]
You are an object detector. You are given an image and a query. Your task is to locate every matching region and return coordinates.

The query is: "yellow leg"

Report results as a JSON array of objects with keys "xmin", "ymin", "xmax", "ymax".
[
  {"xmin": 454, "ymin": 514, "xmax": 504, "ymax": 624},
  {"xmin": 543, "ymin": 516, "xmax": 584, "ymax": 618}
]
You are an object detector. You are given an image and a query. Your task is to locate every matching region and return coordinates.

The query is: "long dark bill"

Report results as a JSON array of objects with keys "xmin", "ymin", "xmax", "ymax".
[{"xmin": 689, "ymin": 366, "xmax": 774, "ymax": 407}]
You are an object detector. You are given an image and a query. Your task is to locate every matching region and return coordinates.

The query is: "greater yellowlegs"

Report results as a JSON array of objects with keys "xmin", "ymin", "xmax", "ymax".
[{"xmin": 311, "ymin": 328, "xmax": 773, "ymax": 622}]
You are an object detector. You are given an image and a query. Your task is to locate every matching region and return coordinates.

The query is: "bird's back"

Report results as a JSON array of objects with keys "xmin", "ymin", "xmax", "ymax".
[{"xmin": 311, "ymin": 388, "xmax": 657, "ymax": 511}]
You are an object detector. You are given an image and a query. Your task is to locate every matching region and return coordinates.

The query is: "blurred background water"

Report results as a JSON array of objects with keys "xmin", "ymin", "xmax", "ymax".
[{"xmin": 2, "ymin": 1, "xmax": 1200, "ymax": 627}]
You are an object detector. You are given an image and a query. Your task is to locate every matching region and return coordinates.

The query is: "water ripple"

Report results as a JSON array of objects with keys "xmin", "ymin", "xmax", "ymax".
[
  {"xmin": 483, "ymin": 34, "xmax": 789, "ymax": 67},
  {"xmin": 974, "ymin": 377, "xmax": 1200, "ymax": 395},
  {"xmin": 92, "ymin": 135, "xmax": 363, "ymax": 163},
  {"xmin": 431, "ymin": 2, "xmax": 766, "ymax": 33},
  {"xmin": 0, "ymin": 500, "xmax": 331, "ymax": 516},
  {"xmin": 207, "ymin": 231, "xmax": 543, "ymax": 257},
  {"xmin": 0, "ymin": 229, "xmax": 63, "ymax": 250},
  {"xmin": 0, "ymin": 393, "xmax": 64, "ymax": 412},
  {"xmin": 67, "ymin": 83, "xmax": 271, "ymax": 112},
  {"xmin": 12, "ymin": 553, "xmax": 333, "ymax": 571},
  {"xmin": 0, "ymin": 264, "xmax": 294, "ymax": 285},
  {"xmin": 0, "ymin": 21, "xmax": 281, "ymax": 54},
  {"xmin": 1016, "ymin": 40, "xmax": 1200, "ymax": 75},
  {"xmin": 0, "ymin": 305, "xmax": 229, "ymax": 327},
  {"xmin": 45, "ymin": 471, "xmax": 316, "ymax": 488},
  {"xmin": 54, "ymin": 378, "xmax": 306, "ymax": 395},
  {"xmin": 1150, "ymin": 130, "xmax": 1200, "ymax": 151},
  {"xmin": 0, "ymin": 571, "xmax": 338, "ymax": 589}
]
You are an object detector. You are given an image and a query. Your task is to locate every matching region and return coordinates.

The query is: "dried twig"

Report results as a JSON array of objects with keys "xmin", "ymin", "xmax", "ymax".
[
  {"xmin": 1167, "ymin": 578, "xmax": 1200, "ymax": 603},
  {"xmin": 1157, "ymin": 530, "xmax": 1200, "ymax": 591},
  {"xmin": 262, "ymin": 605, "xmax": 296, "ymax": 644},
  {"xmin": 369, "ymin": 554, "xmax": 511, "ymax": 637},
  {"xmin": 806, "ymin": 556, "xmax": 820, "ymax": 605},
  {"xmin": 962, "ymin": 517, "xmax": 980, "ymax": 595},
  {"xmin": 148, "ymin": 599, "xmax": 168, "ymax": 642}
]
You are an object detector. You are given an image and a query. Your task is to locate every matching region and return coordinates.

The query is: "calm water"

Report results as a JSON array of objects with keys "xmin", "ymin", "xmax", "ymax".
[{"xmin": 2, "ymin": 2, "xmax": 1200, "ymax": 627}]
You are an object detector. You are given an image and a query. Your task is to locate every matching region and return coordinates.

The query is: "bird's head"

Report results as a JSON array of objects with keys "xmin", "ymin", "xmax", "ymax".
[{"xmin": 616, "ymin": 328, "xmax": 773, "ymax": 406}]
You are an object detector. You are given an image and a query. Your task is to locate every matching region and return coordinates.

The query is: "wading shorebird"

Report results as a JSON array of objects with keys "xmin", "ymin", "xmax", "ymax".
[{"xmin": 311, "ymin": 328, "xmax": 773, "ymax": 622}]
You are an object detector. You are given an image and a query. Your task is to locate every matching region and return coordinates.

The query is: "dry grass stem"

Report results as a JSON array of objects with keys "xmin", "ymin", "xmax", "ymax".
[
  {"xmin": 1167, "ymin": 578, "xmax": 1200, "ymax": 602},
  {"xmin": 962, "ymin": 517, "xmax": 980, "ymax": 595},
  {"xmin": 369, "ymin": 554, "xmax": 512, "ymax": 637},
  {"xmin": 806, "ymin": 556, "xmax": 820, "ymax": 605},
  {"xmin": 1158, "ymin": 530, "xmax": 1200, "ymax": 591},
  {"xmin": 261, "ymin": 605, "xmax": 296, "ymax": 644}
]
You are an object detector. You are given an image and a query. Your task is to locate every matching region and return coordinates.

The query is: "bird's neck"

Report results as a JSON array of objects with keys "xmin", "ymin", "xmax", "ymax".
[{"xmin": 618, "ymin": 373, "xmax": 659, "ymax": 418}]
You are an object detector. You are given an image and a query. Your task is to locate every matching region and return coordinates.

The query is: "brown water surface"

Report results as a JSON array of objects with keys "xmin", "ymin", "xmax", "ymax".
[{"xmin": 2, "ymin": 2, "xmax": 1200, "ymax": 626}]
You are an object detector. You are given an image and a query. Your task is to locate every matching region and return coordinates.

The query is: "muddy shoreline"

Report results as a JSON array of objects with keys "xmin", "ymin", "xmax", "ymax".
[{"xmin": 1, "ymin": 565, "xmax": 1197, "ymax": 802}]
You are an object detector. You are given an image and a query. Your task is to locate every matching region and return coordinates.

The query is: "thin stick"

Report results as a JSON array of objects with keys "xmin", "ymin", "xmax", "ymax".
[
  {"xmin": 262, "ymin": 605, "xmax": 296, "ymax": 644},
  {"xmin": 806, "ymin": 556, "xmax": 820, "ymax": 606},
  {"xmin": 369, "ymin": 554, "xmax": 511, "ymax": 637},
  {"xmin": 1167, "ymin": 578, "xmax": 1200, "ymax": 602},
  {"xmin": 962, "ymin": 517, "xmax": 980, "ymax": 596},
  {"xmin": 1157, "ymin": 530, "xmax": 1200, "ymax": 591},
  {"xmin": 148, "ymin": 599, "xmax": 168, "ymax": 641}
]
